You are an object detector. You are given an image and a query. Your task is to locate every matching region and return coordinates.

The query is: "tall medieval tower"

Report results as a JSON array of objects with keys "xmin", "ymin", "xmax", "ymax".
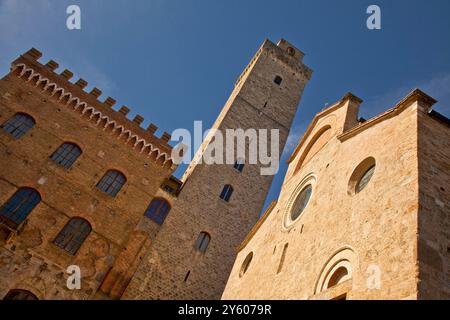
[{"xmin": 123, "ymin": 39, "xmax": 312, "ymax": 300}]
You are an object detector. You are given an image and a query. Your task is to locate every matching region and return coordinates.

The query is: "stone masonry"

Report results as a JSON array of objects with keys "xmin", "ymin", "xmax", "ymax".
[
  {"xmin": 122, "ymin": 39, "xmax": 312, "ymax": 300},
  {"xmin": 222, "ymin": 90, "xmax": 449, "ymax": 300},
  {"xmin": 0, "ymin": 48, "xmax": 176, "ymax": 299}
]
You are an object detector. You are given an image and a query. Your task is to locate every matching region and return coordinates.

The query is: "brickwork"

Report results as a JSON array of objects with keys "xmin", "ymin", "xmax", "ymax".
[
  {"xmin": 122, "ymin": 39, "xmax": 312, "ymax": 300},
  {"xmin": 0, "ymin": 49, "xmax": 175, "ymax": 299}
]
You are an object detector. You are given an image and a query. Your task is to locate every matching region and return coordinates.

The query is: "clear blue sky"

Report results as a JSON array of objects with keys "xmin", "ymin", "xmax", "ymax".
[{"xmin": 1, "ymin": 0, "xmax": 449, "ymax": 214}]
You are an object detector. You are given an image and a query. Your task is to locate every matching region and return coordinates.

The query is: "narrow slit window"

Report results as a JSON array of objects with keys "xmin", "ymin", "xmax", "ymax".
[
  {"xmin": 219, "ymin": 185, "xmax": 233, "ymax": 202},
  {"xmin": 277, "ymin": 243, "xmax": 288, "ymax": 274}
]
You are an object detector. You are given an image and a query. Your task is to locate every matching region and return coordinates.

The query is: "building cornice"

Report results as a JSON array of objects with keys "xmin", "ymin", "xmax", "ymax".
[
  {"xmin": 337, "ymin": 89, "xmax": 438, "ymax": 141},
  {"xmin": 8, "ymin": 48, "xmax": 175, "ymax": 169}
]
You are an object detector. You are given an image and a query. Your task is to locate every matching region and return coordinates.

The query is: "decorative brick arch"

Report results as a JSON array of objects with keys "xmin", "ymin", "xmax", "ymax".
[{"xmin": 11, "ymin": 63, "xmax": 173, "ymax": 167}]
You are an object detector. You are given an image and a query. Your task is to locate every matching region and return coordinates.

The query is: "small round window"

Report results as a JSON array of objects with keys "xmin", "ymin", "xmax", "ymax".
[
  {"xmin": 290, "ymin": 184, "xmax": 312, "ymax": 221},
  {"xmin": 348, "ymin": 157, "xmax": 376, "ymax": 195},
  {"xmin": 356, "ymin": 165, "xmax": 375, "ymax": 193},
  {"xmin": 287, "ymin": 47, "xmax": 295, "ymax": 56},
  {"xmin": 239, "ymin": 252, "xmax": 253, "ymax": 278}
]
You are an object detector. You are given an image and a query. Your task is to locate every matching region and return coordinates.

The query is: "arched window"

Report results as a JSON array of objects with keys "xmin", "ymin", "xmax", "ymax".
[
  {"xmin": 195, "ymin": 232, "xmax": 210, "ymax": 253},
  {"xmin": 348, "ymin": 157, "xmax": 376, "ymax": 195},
  {"xmin": 96, "ymin": 170, "xmax": 126, "ymax": 197},
  {"xmin": 53, "ymin": 218, "xmax": 91, "ymax": 255},
  {"xmin": 0, "ymin": 187, "xmax": 41, "ymax": 228},
  {"xmin": 220, "ymin": 185, "xmax": 233, "ymax": 202},
  {"xmin": 144, "ymin": 198, "xmax": 171, "ymax": 225},
  {"xmin": 327, "ymin": 266, "xmax": 349, "ymax": 289},
  {"xmin": 1, "ymin": 113, "xmax": 35, "ymax": 139},
  {"xmin": 356, "ymin": 165, "xmax": 375, "ymax": 193},
  {"xmin": 234, "ymin": 159, "xmax": 245, "ymax": 172},
  {"xmin": 3, "ymin": 289, "xmax": 38, "ymax": 300},
  {"xmin": 50, "ymin": 143, "xmax": 82, "ymax": 169}
]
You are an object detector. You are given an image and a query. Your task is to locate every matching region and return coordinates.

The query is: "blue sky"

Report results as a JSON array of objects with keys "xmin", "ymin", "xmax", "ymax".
[{"xmin": 1, "ymin": 0, "xmax": 449, "ymax": 214}]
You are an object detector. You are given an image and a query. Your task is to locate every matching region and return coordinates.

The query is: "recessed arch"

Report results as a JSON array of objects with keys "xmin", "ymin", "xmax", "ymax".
[
  {"xmin": 294, "ymin": 125, "xmax": 332, "ymax": 174},
  {"xmin": 314, "ymin": 246, "xmax": 357, "ymax": 294},
  {"xmin": 3, "ymin": 289, "xmax": 38, "ymax": 300}
]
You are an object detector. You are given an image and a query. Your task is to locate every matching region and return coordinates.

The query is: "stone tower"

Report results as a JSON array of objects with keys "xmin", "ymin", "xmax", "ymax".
[{"xmin": 123, "ymin": 39, "xmax": 312, "ymax": 300}]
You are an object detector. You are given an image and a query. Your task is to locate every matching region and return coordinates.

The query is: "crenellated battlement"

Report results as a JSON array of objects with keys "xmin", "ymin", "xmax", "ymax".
[
  {"xmin": 234, "ymin": 38, "xmax": 313, "ymax": 88},
  {"xmin": 9, "ymin": 48, "xmax": 174, "ymax": 168}
]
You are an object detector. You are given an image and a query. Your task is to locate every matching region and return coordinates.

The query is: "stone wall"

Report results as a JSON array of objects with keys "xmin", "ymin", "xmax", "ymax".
[
  {"xmin": 123, "ymin": 39, "xmax": 312, "ymax": 300},
  {"xmin": 222, "ymin": 91, "xmax": 441, "ymax": 300},
  {"xmin": 0, "ymin": 50, "xmax": 175, "ymax": 300},
  {"xmin": 417, "ymin": 109, "xmax": 450, "ymax": 299}
]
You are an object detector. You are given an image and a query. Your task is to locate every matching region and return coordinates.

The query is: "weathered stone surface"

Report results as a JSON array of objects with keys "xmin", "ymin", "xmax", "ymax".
[{"xmin": 222, "ymin": 91, "xmax": 449, "ymax": 300}]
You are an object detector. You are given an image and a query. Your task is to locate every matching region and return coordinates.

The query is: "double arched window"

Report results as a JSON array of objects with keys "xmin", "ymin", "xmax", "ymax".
[
  {"xmin": 220, "ymin": 185, "xmax": 233, "ymax": 202},
  {"xmin": 50, "ymin": 143, "xmax": 82, "ymax": 169},
  {"xmin": 1, "ymin": 113, "xmax": 35, "ymax": 139},
  {"xmin": 96, "ymin": 170, "xmax": 126, "ymax": 197},
  {"xmin": 0, "ymin": 187, "xmax": 41, "ymax": 228},
  {"xmin": 144, "ymin": 198, "xmax": 171, "ymax": 225},
  {"xmin": 195, "ymin": 232, "xmax": 211, "ymax": 253},
  {"xmin": 53, "ymin": 218, "xmax": 92, "ymax": 255}
]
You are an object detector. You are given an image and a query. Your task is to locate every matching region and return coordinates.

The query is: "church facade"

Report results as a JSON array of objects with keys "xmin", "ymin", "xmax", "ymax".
[{"xmin": 222, "ymin": 90, "xmax": 449, "ymax": 300}]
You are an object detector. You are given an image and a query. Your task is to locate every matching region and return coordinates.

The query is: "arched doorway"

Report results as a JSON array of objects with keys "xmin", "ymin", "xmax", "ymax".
[{"xmin": 3, "ymin": 289, "xmax": 38, "ymax": 300}]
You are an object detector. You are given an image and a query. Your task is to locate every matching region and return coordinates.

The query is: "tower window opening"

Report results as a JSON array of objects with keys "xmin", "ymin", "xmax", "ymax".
[
  {"xmin": 234, "ymin": 159, "xmax": 245, "ymax": 173},
  {"xmin": 220, "ymin": 185, "xmax": 233, "ymax": 202},
  {"xmin": 274, "ymin": 76, "xmax": 283, "ymax": 85},
  {"xmin": 195, "ymin": 232, "xmax": 211, "ymax": 253},
  {"xmin": 184, "ymin": 270, "xmax": 191, "ymax": 282}
]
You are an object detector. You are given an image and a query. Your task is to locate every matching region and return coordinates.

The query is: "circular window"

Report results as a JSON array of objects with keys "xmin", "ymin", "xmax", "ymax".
[
  {"xmin": 291, "ymin": 184, "xmax": 312, "ymax": 221},
  {"xmin": 287, "ymin": 47, "xmax": 295, "ymax": 56},
  {"xmin": 283, "ymin": 174, "xmax": 316, "ymax": 229},
  {"xmin": 356, "ymin": 165, "xmax": 375, "ymax": 193},
  {"xmin": 239, "ymin": 252, "xmax": 253, "ymax": 278},
  {"xmin": 348, "ymin": 157, "xmax": 376, "ymax": 195}
]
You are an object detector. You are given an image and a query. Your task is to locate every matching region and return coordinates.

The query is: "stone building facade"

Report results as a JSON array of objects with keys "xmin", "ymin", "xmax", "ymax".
[
  {"xmin": 1, "ymin": 38, "xmax": 448, "ymax": 301},
  {"xmin": 222, "ymin": 90, "xmax": 449, "ymax": 300},
  {"xmin": 122, "ymin": 39, "xmax": 312, "ymax": 300},
  {"xmin": 0, "ymin": 39, "xmax": 314, "ymax": 300},
  {"xmin": 0, "ymin": 48, "xmax": 178, "ymax": 300}
]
